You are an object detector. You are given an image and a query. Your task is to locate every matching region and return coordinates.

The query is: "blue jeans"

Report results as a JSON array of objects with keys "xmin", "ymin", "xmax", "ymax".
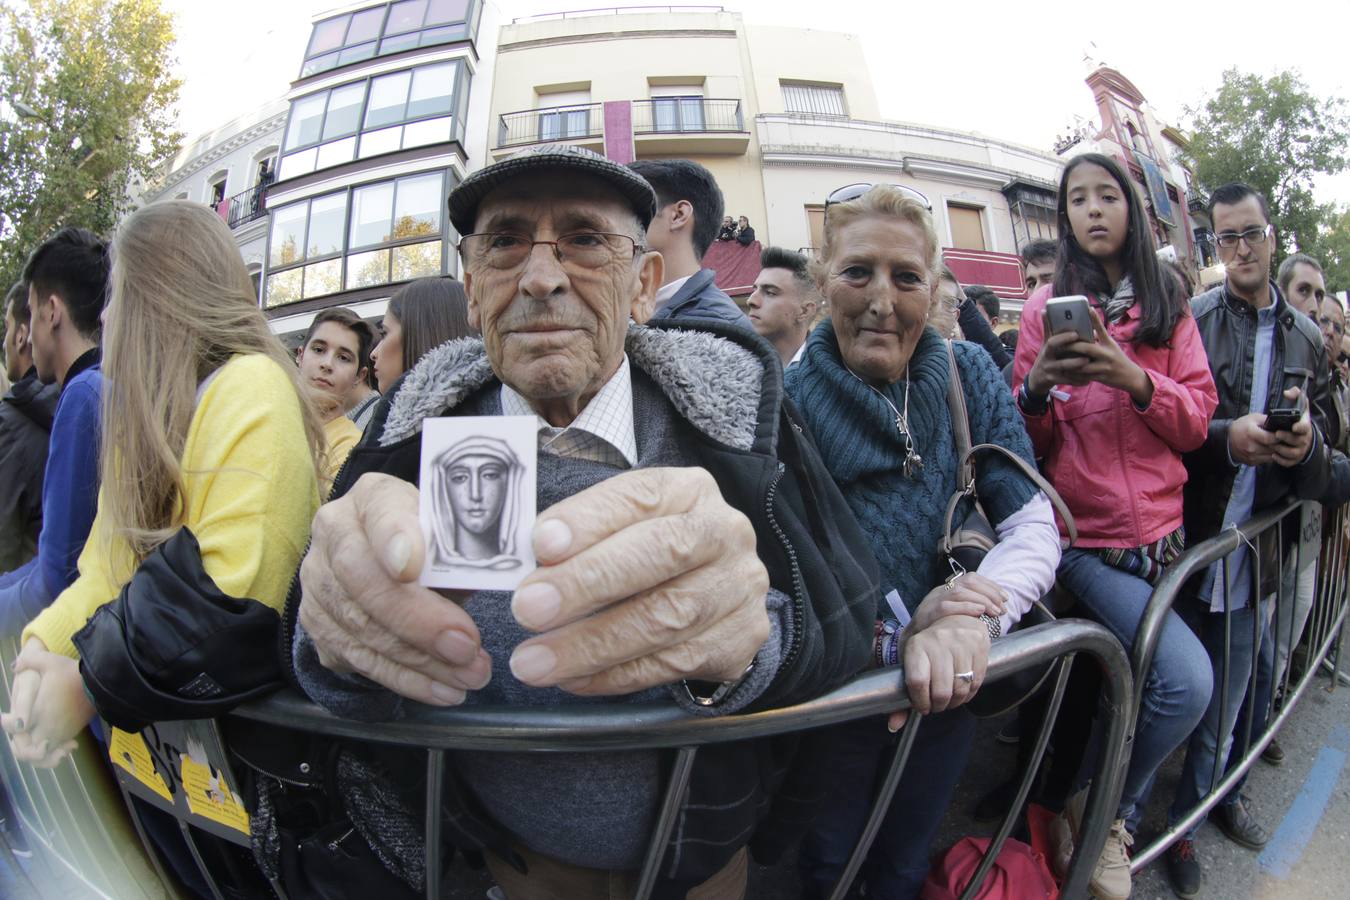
[
  {"xmin": 1057, "ymin": 549, "xmax": 1213, "ymax": 829},
  {"xmin": 798, "ymin": 709, "xmax": 976, "ymax": 900},
  {"xmin": 1169, "ymin": 598, "xmax": 1268, "ymax": 838},
  {"xmin": 1222, "ymin": 608, "xmax": 1276, "ymax": 802}
]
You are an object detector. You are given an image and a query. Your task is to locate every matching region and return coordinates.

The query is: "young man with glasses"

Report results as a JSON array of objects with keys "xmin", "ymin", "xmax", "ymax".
[{"xmin": 1165, "ymin": 183, "xmax": 1335, "ymax": 898}]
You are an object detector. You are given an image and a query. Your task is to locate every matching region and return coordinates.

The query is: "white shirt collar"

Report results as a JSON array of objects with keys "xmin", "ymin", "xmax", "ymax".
[
  {"xmin": 655, "ymin": 274, "xmax": 693, "ymax": 310},
  {"xmin": 787, "ymin": 341, "xmax": 807, "ymax": 368},
  {"xmin": 500, "ymin": 354, "xmax": 638, "ymax": 467}
]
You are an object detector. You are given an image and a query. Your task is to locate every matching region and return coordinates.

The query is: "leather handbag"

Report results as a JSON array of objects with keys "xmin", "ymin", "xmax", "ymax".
[{"xmin": 938, "ymin": 341, "xmax": 1076, "ymax": 717}]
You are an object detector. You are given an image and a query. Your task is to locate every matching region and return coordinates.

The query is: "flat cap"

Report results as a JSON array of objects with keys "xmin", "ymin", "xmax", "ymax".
[{"xmin": 448, "ymin": 144, "xmax": 658, "ymax": 237}]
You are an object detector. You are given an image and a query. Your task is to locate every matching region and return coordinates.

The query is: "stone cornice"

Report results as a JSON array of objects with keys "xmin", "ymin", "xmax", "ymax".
[{"xmin": 149, "ymin": 113, "xmax": 288, "ymax": 196}]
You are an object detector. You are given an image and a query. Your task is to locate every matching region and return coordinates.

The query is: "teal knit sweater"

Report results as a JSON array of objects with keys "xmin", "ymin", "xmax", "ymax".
[{"xmin": 785, "ymin": 323, "xmax": 1039, "ymax": 616}]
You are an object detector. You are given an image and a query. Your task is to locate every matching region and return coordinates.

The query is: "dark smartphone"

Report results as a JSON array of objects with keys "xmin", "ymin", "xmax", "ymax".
[
  {"xmin": 1262, "ymin": 408, "xmax": 1301, "ymax": 432},
  {"xmin": 1045, "ymin": 295, "xmax": 1096, "ymax": 343}
]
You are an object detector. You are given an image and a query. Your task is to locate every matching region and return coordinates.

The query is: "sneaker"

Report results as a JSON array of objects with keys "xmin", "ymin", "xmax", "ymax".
[
  {"xmin": 1048, "ymin": 787, "xmax": 1132, "ymax": 900},
  {"xmin": 1166, "ymin": 839, "xmax": 1201, "ymax": 899},
  {"xmin": 1261, "ymin": 737, "xmax": 1286, "ymax": 766},
  {"xmin": 1213, "ymin": 794, "xmax": 1270, "ymax": 850}
]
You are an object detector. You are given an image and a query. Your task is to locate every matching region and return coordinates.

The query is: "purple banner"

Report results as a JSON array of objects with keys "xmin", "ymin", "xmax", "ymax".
[{"xmin": 603, "ymin": 100, "xmax": 634, "ymax": 163}]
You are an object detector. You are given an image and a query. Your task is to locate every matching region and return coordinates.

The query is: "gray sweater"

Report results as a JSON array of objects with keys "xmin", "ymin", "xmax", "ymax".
[{"xmin": 294, "ymin": 359, "xmax": 787, "ymax": 872}]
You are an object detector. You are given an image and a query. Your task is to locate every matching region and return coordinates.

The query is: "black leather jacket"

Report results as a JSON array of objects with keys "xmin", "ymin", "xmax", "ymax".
[{"xmin": 1182, "ymin": 281, "xmax": 1333, "ymax": 589}]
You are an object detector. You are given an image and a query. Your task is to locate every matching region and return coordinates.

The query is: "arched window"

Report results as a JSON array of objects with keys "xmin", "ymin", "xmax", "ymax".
[{"xmin": 206, "ymin": 169, "xmax": 230, "ymax": 207}]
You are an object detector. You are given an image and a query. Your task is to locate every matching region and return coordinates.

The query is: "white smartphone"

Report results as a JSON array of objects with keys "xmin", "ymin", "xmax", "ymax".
[{"xmin": 1045, "ymin": 295, "xmax": 1095, "ymax": 343}]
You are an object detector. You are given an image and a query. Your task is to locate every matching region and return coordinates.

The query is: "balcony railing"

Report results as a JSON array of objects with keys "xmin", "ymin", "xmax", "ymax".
[
  {"xmin": 498, "ymin": 102, "xmax": 603, "ymax": 148},
  {"xmin": 631, "ymin": 98, "xmax": 743, "ymax": 134},
  {"xmin": 225, "ymin": 183, "xmax": 270, "ymax": 229}
]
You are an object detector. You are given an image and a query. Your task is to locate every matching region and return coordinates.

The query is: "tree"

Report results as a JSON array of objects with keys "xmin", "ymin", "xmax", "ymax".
[
  {"xmin": 0, "ymin": 0, "xmax": 181, "ymax": 294},
  {"xmin": 1317, "ymin": 205, "xmax": 1350, "ymax": 291},
  {"xmin": 1185, "ymin": 68, "xmax": 1350, "ymax": 266}
]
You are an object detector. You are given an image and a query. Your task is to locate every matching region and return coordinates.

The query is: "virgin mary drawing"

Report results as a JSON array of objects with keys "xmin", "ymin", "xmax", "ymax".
[{"xmin": 427, "ymin": 435, "xmax": 525, "ymax": 570}]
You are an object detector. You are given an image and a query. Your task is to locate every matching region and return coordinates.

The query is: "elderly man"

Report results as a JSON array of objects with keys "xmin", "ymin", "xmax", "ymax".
[{"xmin": 284, "ymin": 144, "xmax": 878, "ymax": 898}]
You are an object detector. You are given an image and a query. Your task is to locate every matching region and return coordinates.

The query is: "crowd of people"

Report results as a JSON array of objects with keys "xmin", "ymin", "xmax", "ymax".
[{"xmin": 0, "ymin": 140, "xmax": 1344, "ymax": 900}]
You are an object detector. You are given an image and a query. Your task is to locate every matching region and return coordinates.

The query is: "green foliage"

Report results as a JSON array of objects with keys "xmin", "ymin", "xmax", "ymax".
[
  {"xmin": 1185, "ymin": 68, "xmax": 1350, "ymax": 268},
  {"xmin": 1316, "ymin": 205, "xmax": 1350, "ymax": 291},
  {"xmin": 0, "ymin": 0, "xmax": 182, "ymax": 295}
]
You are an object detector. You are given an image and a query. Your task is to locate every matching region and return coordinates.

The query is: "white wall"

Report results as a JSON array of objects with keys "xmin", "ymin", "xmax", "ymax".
[{"xmin": 139, "ymin": 98, "xmax": 289, "ymax": 209}]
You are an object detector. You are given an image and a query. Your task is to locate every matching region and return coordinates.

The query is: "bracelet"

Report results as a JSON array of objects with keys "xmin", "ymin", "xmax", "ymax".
[
  {"xmin": 684, "ymin": 658, "xmax": 756, "ymax": 708},
  {"xmin": 1018, "ymin": 377, "xmax": 1051, "ymax": 416}
]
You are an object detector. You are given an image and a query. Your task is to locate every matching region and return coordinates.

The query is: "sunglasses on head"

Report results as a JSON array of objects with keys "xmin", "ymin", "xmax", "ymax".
[{"xmin": 825, "ymin": 182, "xmax": 932, "ymax": 212}]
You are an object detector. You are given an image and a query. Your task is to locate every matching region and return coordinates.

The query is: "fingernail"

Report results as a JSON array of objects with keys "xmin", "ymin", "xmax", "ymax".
[
  {"xmin": 385, "ymin": 534, "xmax": 411, "ymax": 574},
  {"xmin": 888, "ymin": 720, "xmax": 900, "ymax": 734},
  {"xmin": 510, "ymin": 644, "xmax": 557, "ymax": 683},
  {"xmin": 434, "ymin": 630, "xmax": 478, "ymax": 665},
  {"xmin": 513, "ymin": 583, "xmax": 561, "ymax": 629},
  {"xmin": 534, "ymin": 518, "xmax": 572, "ymax": 559},
  {"xmin": 466, "ymin": 651, "xmax": 492, "ymax": 689},
  {"xmin": 429, "ymin": 683, "xmax": 464, "ymax": 705}
]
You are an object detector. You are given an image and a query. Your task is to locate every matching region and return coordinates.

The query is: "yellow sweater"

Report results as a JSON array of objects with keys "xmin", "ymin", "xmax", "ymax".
[
  {"xmin": 25, "ymin": 354, "xmax": 321, "ymax": 659},
  {"xmin": 323, "ymin": 414, "xmax": 361, "ymax": 487}
]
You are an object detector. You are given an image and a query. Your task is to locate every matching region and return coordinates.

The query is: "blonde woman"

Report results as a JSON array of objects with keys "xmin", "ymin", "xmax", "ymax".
[{"xmin": 1, "ymin": 200, "xmax": 323, "ymax": 765}]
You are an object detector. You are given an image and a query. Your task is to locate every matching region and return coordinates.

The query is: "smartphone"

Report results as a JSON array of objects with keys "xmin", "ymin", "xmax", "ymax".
[
  {"xmin": 1262, "ymin": 408, "xmax": 1302, "ymax": 432},
  {"xmin": 1045, "ymin": 295, "xmax": 1096, "ymax": 343}
]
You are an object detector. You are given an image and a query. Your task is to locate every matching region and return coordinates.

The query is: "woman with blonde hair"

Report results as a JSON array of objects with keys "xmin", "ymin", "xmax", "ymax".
[
  {"xmin": 786, "ymin": 184, "xmax": 1061, "ymax": 899},
  {"xmin": 1, "ymin": 199, "xmax": 323, "ymax": 766}
]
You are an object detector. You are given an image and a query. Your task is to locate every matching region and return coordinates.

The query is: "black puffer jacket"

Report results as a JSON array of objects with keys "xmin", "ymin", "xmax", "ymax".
[
  {"xmin": 1182, "ymin": 282, "xmax": 1333, "ymax": 591},
  {"xmin": 0, "ymin": 369, "xmax": 58, "ymax": 573}
]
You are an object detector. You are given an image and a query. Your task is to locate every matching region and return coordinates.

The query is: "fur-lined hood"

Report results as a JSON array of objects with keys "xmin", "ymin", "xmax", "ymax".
[{"xmin": 379, "ymin": 322, "xmax": 778, "ymax": 454}]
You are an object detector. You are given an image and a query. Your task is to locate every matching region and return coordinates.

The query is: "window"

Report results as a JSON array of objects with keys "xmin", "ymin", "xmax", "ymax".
[
  {"xmin": 535, "ymin": 89, "xmax": 592, "ymax": 142},
  {"xmin": 264, "ymin": 171, "xmax": 453, "ymax": 308},
  {"xmin": 781, "ymin": 82, "xmax": 846, "ymax": 117},
  {"xmin": 208, "ymin": 174, "xmax": 228, "ymax": 207},
  {"xmin": 279, "ymin": 60, "xmax": 468, "ymax": 180},
  {"xmin": 649, "ymin": 84, "xmax": 704, "ymax": 132},
  {"xmin": 947, "ymin": 204, "xmax": 986, "ymax": 250},
  {"xmin": 301, "ymin": 0, "xmax": 477, "ymax": 78},
  {"xmin": 805, "ymin": 206, "xmax": 826, "ymax": 254}
]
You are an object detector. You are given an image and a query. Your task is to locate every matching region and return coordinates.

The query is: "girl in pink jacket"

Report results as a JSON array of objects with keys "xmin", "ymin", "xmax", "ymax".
[{"xmin": 1012, "ymin": 152, "xmax": 1219, "ymax": 900}]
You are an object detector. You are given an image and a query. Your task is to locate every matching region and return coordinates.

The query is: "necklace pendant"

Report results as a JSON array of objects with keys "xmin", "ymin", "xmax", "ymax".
[{"xmin": 903, "ymin": 452, "xmax": 923, "ymax": 478}]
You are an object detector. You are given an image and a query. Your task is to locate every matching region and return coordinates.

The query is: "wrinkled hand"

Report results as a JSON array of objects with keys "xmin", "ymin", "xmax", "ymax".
[
  {"xmin": 1271, "ymin": 387, "xmax": 1314, "ymax": 468},
  {"xmin": 298, "ymin": 473, "xmax": 492, "ymax": 706},
  {"xmin": 1229, "ymin": 412, "xmax": 1279, "ymax": 466},
  {"xmin": 910, "ymin": 573, "xmax": 1005, "ymax": 633},
  {"xmin": 510, "ymin": 467, "xmax": 770, "ymax": 695},
  {"xmin": 889, "ymin": 615, "xmax": 990, "ymax": 731},
  {"xmin": 1, "ymin": 638, "xmax": 92, "ymax": 768}
]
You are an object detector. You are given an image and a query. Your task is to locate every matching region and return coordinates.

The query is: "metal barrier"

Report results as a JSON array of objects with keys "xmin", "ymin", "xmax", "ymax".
[
  {"xmin": 1129, "ymin": 500, "xmax": 1349, "ymax": 870},
  {"xmin": 69, "ymin": 619, "xmax": 1127, "ymax": 900}
]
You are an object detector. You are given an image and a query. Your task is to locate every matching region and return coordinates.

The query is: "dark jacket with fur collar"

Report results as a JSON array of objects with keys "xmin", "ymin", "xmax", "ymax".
[{"xmin": 272, "ymin": 318, "xmax": 877, "ymax": 894}]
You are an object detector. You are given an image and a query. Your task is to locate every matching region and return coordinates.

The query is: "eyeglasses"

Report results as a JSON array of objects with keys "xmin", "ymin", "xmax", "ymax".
[
  {"xmin": 825, "ymin": 182, "xmax": 932, "ymax": 212},
  {"xmin": 1214, "ymin": 224, "xmax": 1272, "ymax": 250},
  {"xmin": 460, "ymin": 231, "xmax": 645, "ymax": 271},
  {"xmin": 1320, "ymin": 316, "xmax": 1345, "ymax": 339}
]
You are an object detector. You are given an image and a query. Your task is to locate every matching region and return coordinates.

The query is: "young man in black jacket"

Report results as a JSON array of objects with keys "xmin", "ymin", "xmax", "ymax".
[
  {"xmin": 0, "ymin": 280, "xmax": 59, "ymax": 574},
  {"xmin": 1166, "ymin": 183, "xmax": 1334, "ymax": 897},
  {"xmin": 284, "ymin": 145, "xmax": 880, "ymax": 899}
]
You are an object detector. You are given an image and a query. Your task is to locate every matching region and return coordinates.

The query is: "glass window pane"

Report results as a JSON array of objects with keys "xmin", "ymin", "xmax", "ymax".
[
  {"xmin": 346, "ymin": 7, "xmax": 384, "ymax": 43},
  {"xmin": 681, "ymin": 97, "xmax": 704, "ymax": 130},
  {"xmin": 392, "ymin": 241, "xmax": 442, "ymax": 282},
  {"xmin": 379, "ymin": 32, "xmax": 419, "ymax": 55},
  {"xmin": 387, "ymin": 0, "xmax": 427, "ymax": 34},
  {"xmin": 338, "ymin": 42, "xmax": 377, "ymax": 67},
  {"xmin": 359, "ymin": 126, "xmax": 403, "ymax": 158},
  {"xmin": 392, "ymin": 173, "xmax": 442, "ymax": 239},
  {"xmin": 407, "ymin": 63, "xmax": 455, "ymax": 119},
  {"xmin": 303, "ymin": 259, "xmax": 343, "ymax": 298},
  {"xmin": 349, "ymin": 182, "xmax": 396, "ymax": 248},
  {"xmin": 419, "ymin": 24, "xmax": 464, "ymax": 46},
  {"xmin": 401, "ymin": 116, "xmax": 450, "ymax": 148},
  {"xmin": 307, "ymin": 16, "xmax": 348, "ymax": 56},
  {"xmin": 365, "ymin": 71, "xmax": 411, "ymax": 128},
  {"xmin": 265, "ymin": 269, "xmax": 304, "ymax": 308},
  {"xmin": 315, "ymin": 136, "xmax": 357, "ymax": 170},
  {"xmin": 269, "ymin": 203, "xmax": 308, "ymax": 267},
  {"xmin": 278, "ymin": 147, "xmax": 317, "ymax": 180},
  {"xmin": 286, "ymin": 94, "xmax": 327, "ymax": 149},
  {"xmin": 425, "ymin": 0, "xmax": 469, "ymax": 25},
  {"xmin": 306, "ymin": 193, "xmax": 347, "ymax": 257},
  {"xmin": 346, "ymin": 249, "xmax": 391, "ymax": 288},
  {"xmin": 301, "ymin": 52, "xmax": 340, "ymax": 78},
  {"xmin": 322, "ymin": 83, "xmax": 366, "ymax": 140}
]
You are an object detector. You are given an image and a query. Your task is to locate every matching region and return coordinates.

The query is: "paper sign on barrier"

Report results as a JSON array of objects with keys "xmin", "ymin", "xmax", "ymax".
[{"xmin": 109, "ymin": 728, "xmax": 173, "ymax": 804}]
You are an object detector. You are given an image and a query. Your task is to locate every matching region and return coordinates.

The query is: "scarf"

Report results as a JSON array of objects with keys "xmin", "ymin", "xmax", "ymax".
[{"xmin": 1100, "ymin": 275, "xmax": 1136, "ymax": 326}]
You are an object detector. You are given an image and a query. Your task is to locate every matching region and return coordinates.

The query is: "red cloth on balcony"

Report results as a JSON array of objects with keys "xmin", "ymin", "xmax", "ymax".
[{"xmin": 704, "ymin": 238, "xmax": 761, "ymax": 296}]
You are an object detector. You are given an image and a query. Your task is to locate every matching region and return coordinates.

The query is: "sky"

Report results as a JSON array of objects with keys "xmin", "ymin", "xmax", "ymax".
[{"xmin": 162, "ymin": 0, "xmax": 1350, "ymax": 203}]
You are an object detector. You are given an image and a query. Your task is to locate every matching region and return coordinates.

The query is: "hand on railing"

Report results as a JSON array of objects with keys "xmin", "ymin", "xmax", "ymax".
[{"xmin": 1, "ymin": 637, "xmax": 88, "ymax": 768}]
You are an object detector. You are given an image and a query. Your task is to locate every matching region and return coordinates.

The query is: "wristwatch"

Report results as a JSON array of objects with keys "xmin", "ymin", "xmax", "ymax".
[
  {"xmin": 684, "ymin": 658, "xmax": 756, "ymax": 708},
  {"xmin": 978, "ymin": 613, "xmax": 1003, "ymax": 642}
]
